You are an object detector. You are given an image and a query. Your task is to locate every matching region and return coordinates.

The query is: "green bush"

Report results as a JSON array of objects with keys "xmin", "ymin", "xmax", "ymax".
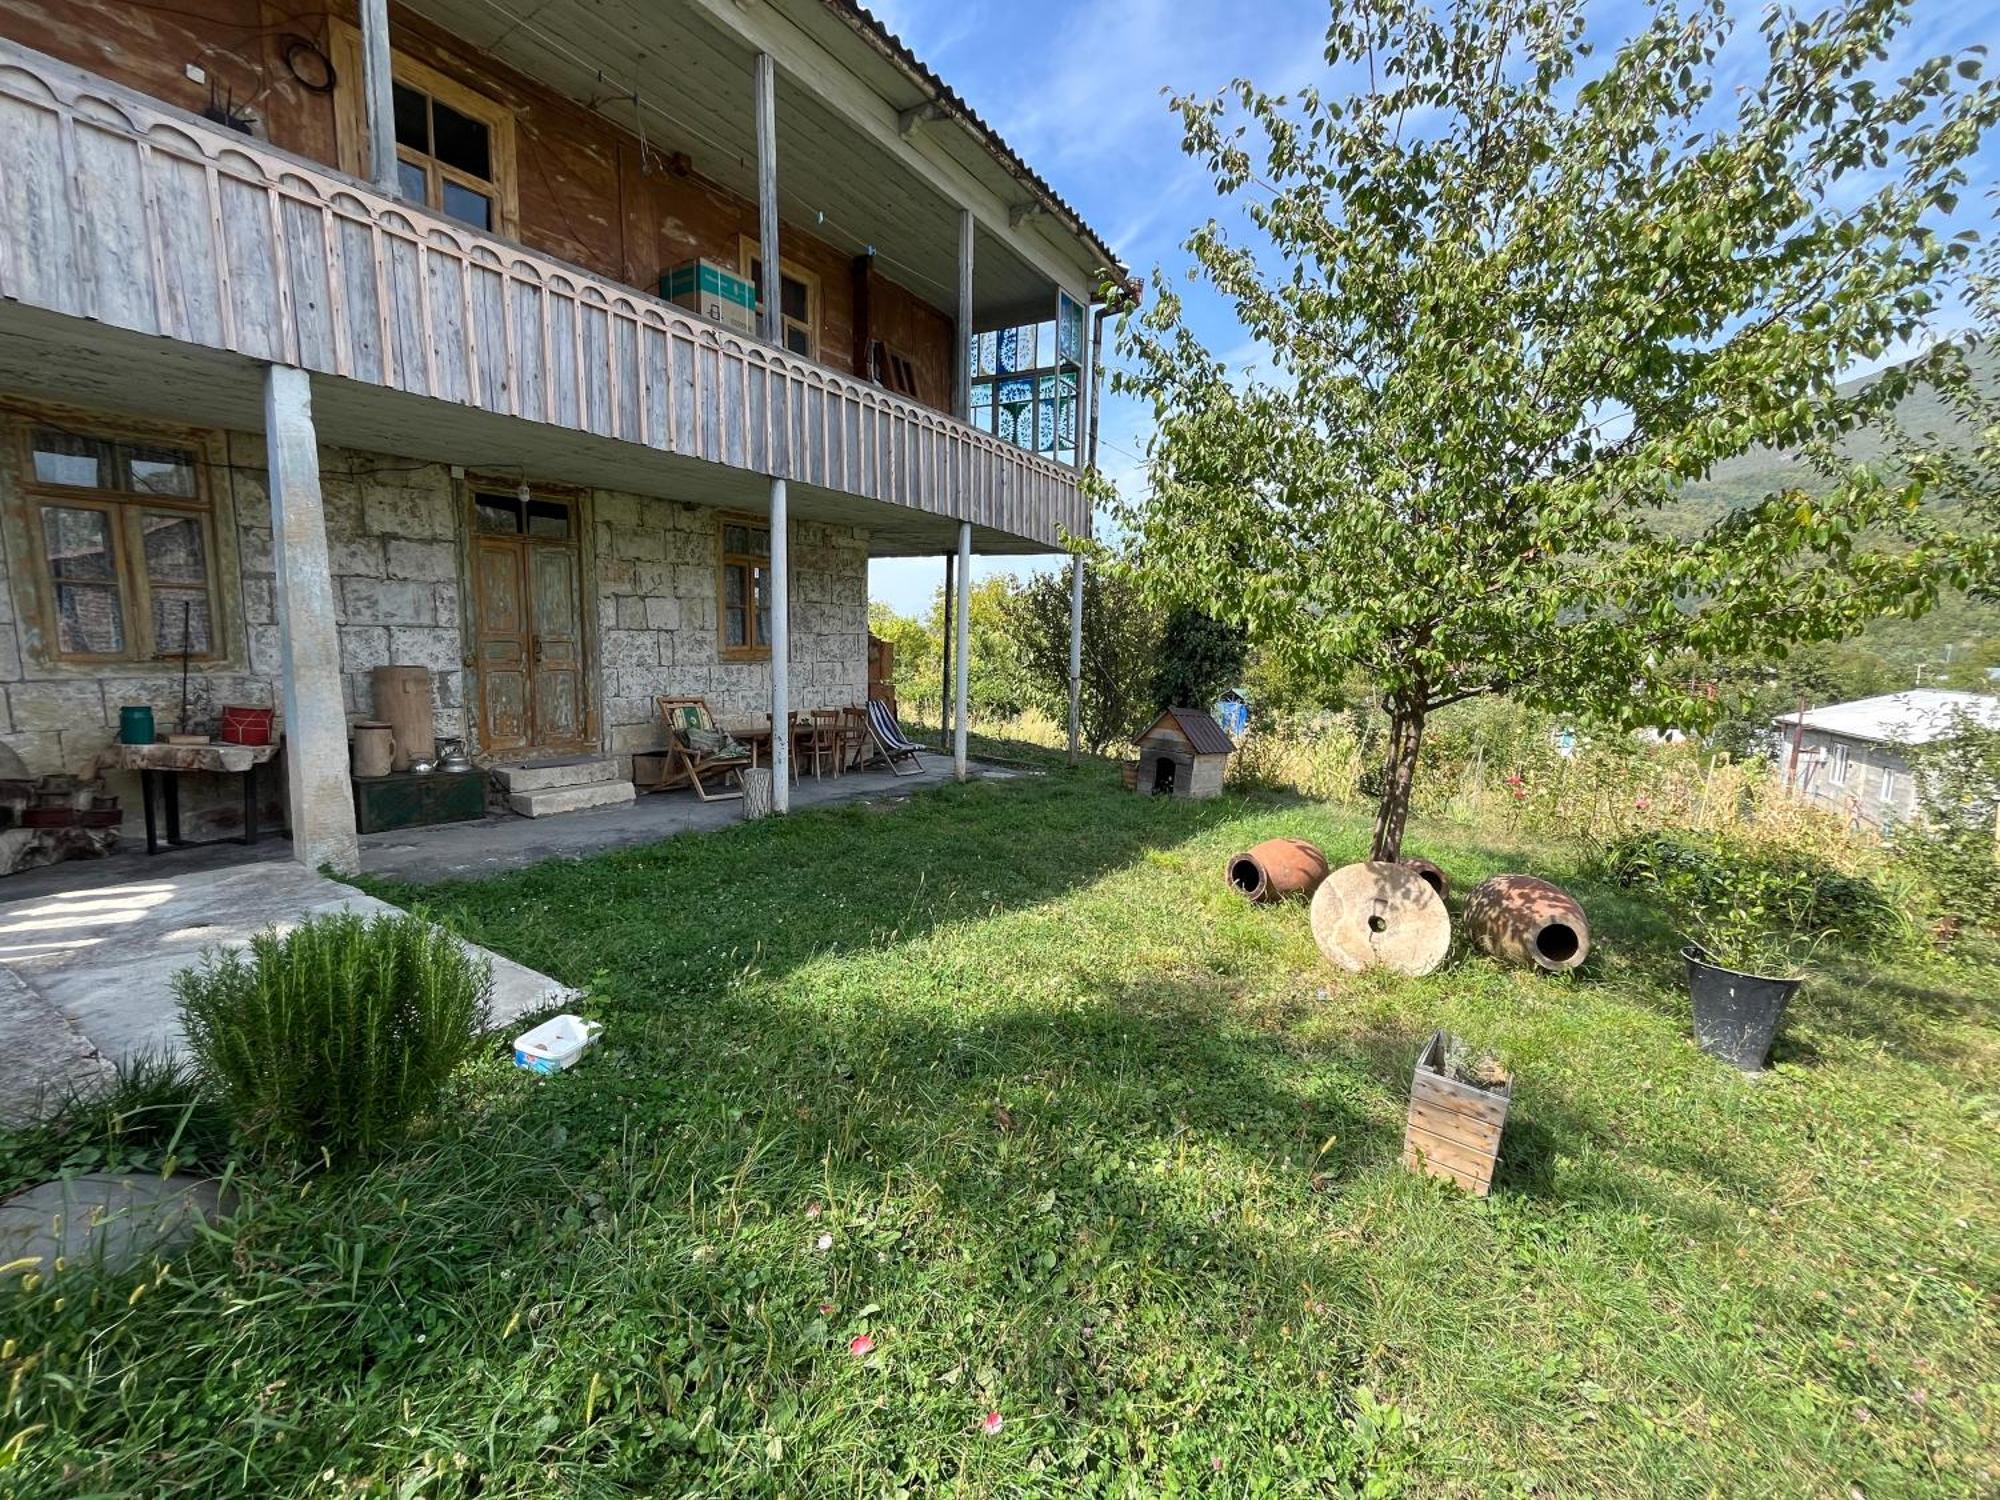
[
  {"xmin": 1598, "ymin": 830, "xmax": 1909, "ymax": 955},
  {"xmin": 174, "ymin": 911, "xmax": 491, "ymax": 1163}
]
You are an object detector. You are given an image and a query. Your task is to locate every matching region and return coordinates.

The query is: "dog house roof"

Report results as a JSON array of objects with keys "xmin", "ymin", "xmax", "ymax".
[{"xmin": 1141, "ymin": 708, "xmax": 1235, "ymax": 757}]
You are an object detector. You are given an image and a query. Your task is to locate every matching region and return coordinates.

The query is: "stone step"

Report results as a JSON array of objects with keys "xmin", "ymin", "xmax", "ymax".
[
  {"xmin": 507, "ymin": 780, "xmax": 637, "ymax": 818},
  {"xmin": 491, "ymin": 756, "xmax": 624, "ymax": 794}
]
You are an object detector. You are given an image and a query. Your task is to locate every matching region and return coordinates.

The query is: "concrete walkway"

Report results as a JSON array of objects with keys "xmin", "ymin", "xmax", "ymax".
[{"xmin": 0, "ymin": 861, "xmax": 574, "ymax": 1119}]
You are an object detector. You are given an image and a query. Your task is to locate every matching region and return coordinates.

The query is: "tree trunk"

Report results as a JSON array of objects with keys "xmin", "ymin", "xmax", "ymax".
[{"xmin": 1370, "ymin": 703, "xmax": 1426, "ymax": 863}]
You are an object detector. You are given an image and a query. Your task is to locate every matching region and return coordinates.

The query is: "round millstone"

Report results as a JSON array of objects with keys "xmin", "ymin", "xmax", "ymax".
[{"xmin": 1310, "ymin": 860, "xmax": 1453, "ymax": 977}]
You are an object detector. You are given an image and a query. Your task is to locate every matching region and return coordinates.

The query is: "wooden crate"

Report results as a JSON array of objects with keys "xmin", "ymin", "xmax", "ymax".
[{"xmin": 1403, "ymin": 1030, "xmax": 1512, "ymax": 1196}]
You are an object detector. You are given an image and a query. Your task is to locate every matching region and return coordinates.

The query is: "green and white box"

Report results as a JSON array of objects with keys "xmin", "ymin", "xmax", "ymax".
[{"xmin": 661, "ymin": 258, "xmax": 756, "ymax": 334}]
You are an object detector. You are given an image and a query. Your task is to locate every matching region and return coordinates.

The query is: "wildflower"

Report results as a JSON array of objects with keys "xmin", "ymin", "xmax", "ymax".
[
  {"xmin": 819, "ymin": 1302, "xmax": 836, "ymax": 1316},
  {"xmin": 1634, "ymin": 795, "xmax": 1651, "ymax": 811},
  {"xmin": 981, "ymin": 1410, "xmax": 1004, "ymax": 1436},
  {"xmin": 849, "ymin": 1334, "xmax": 875, "ymax": 1357},
  {"xmin": 816, "ymin": 1233, "xmax": 833, "ymax": 1251},
  {"xmin": 805, "ymin": 1202, "xmax": 823, "ymax": 1219}
]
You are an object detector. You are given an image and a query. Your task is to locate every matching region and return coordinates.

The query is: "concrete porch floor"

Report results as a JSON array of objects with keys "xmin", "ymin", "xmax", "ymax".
[{"xmin": 0, "ymin": 752, "xmax": 1018, "ymax": 1115}]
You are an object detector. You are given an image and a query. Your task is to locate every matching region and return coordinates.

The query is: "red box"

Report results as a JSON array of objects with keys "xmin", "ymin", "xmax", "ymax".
[{"xmin": 220, "ymin": 705, "xmax": 275, "ymax": 746}]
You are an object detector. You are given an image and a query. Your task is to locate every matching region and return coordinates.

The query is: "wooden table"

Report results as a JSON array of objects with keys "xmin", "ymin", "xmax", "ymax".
[
  {"xmin": 98, "ymin": 741, "xmax": 283, "ymax": 856},
  {"xmin": 717, "ymin": 714, "xmax": 807, "ymax": 777}
]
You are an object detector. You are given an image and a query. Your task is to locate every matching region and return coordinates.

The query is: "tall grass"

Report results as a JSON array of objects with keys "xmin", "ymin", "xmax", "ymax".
[{"xmin": 173, "ymin": 910, "xmax": 492, "ymax": 1163}]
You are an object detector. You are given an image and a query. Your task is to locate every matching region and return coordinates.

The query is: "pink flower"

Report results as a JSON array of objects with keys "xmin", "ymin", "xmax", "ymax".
[
  {"xmin": 848, "ymin": 1334, "xmax": 875, "ymax": 1357},
  {"xmin": 981, "ymin": 1410, "xmax": 1004, "ymax": 1436},
  {"xmin": 819, "ymin": 1302, "xmax": 836, "ymax": 1316},
  {"xmin": 1634, "ymin": 796, "xmax": 1651, "ymax": 811}
]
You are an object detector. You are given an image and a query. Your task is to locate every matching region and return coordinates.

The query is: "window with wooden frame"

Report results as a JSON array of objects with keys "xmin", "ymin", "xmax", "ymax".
[
  {"xmin": 872, "ymin": 342, "xmax": 921, "ymax": 400},
  {"xmin": 20, "ymin": 426, "xmax": 220, "ymax": 664},
  {"xmin": 718, "ymin": 516, "xmax": 774, "ymax": 660},
  {"xmin": 331, "ymin": 24, "xmax": 519, "ymax": 237},
  {"xmin": 738, "ymin": 238, "xmax": 819, "ymax": 359}
]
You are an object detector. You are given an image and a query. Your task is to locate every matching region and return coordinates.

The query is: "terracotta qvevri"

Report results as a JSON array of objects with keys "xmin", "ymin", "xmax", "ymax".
[
  {"xmin": 1462, "ymin": 874, "xmax": 1590, "ymax": 972},
  {"xmin": 1225, "ymin": 838, "xmax": 1329, "ymax": 903}
]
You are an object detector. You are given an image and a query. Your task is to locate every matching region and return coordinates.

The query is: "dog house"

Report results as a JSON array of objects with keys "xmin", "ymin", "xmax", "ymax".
[{"xmin": 1134, "ymin": 707, "xmax": 1234, "ymax": 799}]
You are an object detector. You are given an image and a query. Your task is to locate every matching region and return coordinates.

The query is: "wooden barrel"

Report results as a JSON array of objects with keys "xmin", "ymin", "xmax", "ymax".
[{"xmin": 370, "ymin": 666, "xmax": 434, "ymax": 773}]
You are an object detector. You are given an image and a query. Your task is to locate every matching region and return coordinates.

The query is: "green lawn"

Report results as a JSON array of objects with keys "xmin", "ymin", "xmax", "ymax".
[{"xmin": 5, "ymin": 771, "xmax": 1997, "ymax": 1496}]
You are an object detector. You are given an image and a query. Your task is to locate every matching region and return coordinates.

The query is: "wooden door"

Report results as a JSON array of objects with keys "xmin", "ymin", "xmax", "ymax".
[{"xmin": 471, "ymin": 491, "xmax": 589, "ymax": 754}]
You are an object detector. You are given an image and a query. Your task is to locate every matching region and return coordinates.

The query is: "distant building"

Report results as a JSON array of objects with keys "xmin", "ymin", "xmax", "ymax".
[{"xmin": 1773, "ymin": 690, "xmax": 2000, "ymax": 828}]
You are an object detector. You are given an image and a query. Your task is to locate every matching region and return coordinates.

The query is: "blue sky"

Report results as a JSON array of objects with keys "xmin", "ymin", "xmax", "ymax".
[{"xmin": 864, "ymin": 0, "xmax": 2000, "ymax": 618}]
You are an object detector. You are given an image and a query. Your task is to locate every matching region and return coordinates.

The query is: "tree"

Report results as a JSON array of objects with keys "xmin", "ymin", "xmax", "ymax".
[
  {"xmin": 1113, "ymin": 0, "xmax": 1997, "ymax": 860},
  {"xmin": 868, "ymin": 601, "xmax": 938, "ymax": 721},
  {"xmin": 1014, "ymin": 565, "xmax": 1159, "ymax": 754},
  {"xmin": 1151, "ymin": 606, "xmax": 1249, "ymax": 715}
]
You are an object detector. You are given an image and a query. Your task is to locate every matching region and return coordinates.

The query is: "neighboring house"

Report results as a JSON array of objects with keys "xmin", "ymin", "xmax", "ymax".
[
  {"xmin": 1772, "ymin": 690, "xmax": 2000, "ymax": 829},
  {"xmin": 0, "ymin": 0, "xmax": 1124, "ymax": 867}
]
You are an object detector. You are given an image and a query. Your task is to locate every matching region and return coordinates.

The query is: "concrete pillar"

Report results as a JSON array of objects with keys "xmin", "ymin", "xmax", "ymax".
[
  {"xmin": 264, "ymin": 365, "xmax": 359, "ymax": 873},
  {"xmin": 754, "ymin": 53, "xmax": 782, "ymax": 347},
  {"xmin": 939, "ymin": 549, "xmax": 953, "ymax": 744},
  {"xmin": 769, "ymin": 477, "xmax": 790, "ymax": 812},
  {"xmin": 953, "ymin": 521, "xmax": 971, "ymax": 781},
  {"xmin": 359, "ymin": 0, "xmax": 398, "ymax": 197},
  {"xmin": 955, "ymin": 209, "xmax": 974, "ymax": 421},
  {"xmin": 1067, "ymin": 554, "xmax": 1084, "ymax": 765}
]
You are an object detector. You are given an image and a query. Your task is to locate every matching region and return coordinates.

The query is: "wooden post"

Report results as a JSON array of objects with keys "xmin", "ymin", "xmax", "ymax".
[
  {"xmin": 264, "ymin": 365, "xmax": 360, "ymax": 872},
  {"xmin": 954, "ymin": 521, "xmax": 972, "ymax": 781},
  {"xmin": 769, "ymin": 476, "xmax": 790, "ymax": 812},
  {"xmin": 1067, "ymin": 553, "xmax": 1084, "ymax": 764},
  {"xmin": 955, "ymin": 209, "xmax": 974, "ymax": 421},
  {"xmin": 754, "ymin": 53, "xmax": 782, "ymax": 347},
  {"xmin": 358, "ymin": 0, "xmax": 398, "ymax": 197},
  {"xmin": 939, "ymin": 549, "xmax": 954, "ymax": 744}
]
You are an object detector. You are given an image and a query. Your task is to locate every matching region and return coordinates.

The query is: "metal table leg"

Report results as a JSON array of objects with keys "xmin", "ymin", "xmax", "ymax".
[{"xmin": 140, "ymin": 768, "xmax": 160, "ymax": 856}]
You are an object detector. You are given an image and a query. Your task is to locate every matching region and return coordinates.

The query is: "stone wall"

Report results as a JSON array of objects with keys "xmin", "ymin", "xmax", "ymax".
[
  {"xmin": 591, "ymin": 494, "xmax": 870, "ymax": 756},
  {"xmin": 0, "ymin": 409, "xmax": 871, "ymax": 838}
]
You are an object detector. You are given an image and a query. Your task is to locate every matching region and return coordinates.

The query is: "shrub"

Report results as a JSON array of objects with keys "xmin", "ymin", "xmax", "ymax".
[
  {"xmin": 174, "ymin": 911, "xmax": 491, "ymax": 1163},
  {"xmin": 1598, "ymin": 830, "xmax": 1909, "ymax": 955},
  {"xmin": 1887, "ymin": 713, "xmax": 2000, "ymax": 938}
]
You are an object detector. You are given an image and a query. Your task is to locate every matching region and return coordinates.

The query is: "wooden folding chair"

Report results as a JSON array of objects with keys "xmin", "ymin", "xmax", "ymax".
[{"xmin": 653, "ymin": 696, "xmax": 752, "ymax": 801}]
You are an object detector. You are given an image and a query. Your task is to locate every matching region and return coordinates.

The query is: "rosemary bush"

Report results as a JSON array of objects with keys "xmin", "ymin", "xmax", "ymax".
[{"xmin": 174, "ymin": 911, "xmax": 491, "ymax": 1163}]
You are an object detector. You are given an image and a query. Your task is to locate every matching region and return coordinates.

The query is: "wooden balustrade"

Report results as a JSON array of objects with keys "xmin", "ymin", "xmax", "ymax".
[{"xmin": 0, "ymin": 39, "xmax": 1085, "ymax": 548}]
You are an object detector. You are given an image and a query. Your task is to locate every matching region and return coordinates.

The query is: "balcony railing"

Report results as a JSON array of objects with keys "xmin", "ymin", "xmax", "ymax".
[{"xmin": 0, "ymin": 38, "xmax": 1084, "ymax": 548}]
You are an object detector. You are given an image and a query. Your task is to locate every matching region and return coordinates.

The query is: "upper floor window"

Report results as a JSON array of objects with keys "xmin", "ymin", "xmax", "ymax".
[
  {"xmin": 21, "ymin": 426, "xmax": 218, "ymax": 663},
  {"xmin": 333, "ymin": 25, "xmax": 519, "ymax": 236},
  {"xmin": 967, "ymin": 289, "xmax": 1085, "ymax": 465},
  {"xmin": 718, "ymin": 516, "xmax": 773, "ymax": 660},
  {"xmin": 740, "ymin": 240, "xmax": 818, "ymax": 358}
]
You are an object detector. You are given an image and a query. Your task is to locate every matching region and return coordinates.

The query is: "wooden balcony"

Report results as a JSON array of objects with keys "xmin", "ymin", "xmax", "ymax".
[{"xmin": 0, "ymin": 38, "xmax": 1085, "ymax": 551}]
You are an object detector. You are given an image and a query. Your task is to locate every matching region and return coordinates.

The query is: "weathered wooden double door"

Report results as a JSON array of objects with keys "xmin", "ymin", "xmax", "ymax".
[{"xmin": 470, "ymin": 490, "xmax": 589, "ymax": 755}]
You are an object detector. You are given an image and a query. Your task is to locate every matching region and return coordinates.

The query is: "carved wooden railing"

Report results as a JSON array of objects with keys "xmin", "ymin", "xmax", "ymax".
[{"xmin": 0, "ymin": 38, "xmax": 1084, "ymax": 548}]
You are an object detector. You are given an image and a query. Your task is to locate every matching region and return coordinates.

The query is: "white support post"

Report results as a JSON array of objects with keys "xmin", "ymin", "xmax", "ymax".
[
  {"xmin": 955, "ymin": 209, "xmax": 974, "ymax": 421},
  {"xmin": 1067, "ymin": 554, "xmax": 1084, "ymax": 765},
  {"xmin": 264, "ymin": 365, "xmax": 360, "ymax": 873},
  {"xmin": 754, "ymin": 53, "xmax": 783, "ymax": 347},
  {"xmin": 359, "ymin": 0, "xmax": 398, "ymax": 197},
  {"xmin": 769, "ymin": 477, "xmax": 791, "ymax": 811},
  {"xmin": 953, "ymin": 521, "xmax": 972, "ymax": 781}
]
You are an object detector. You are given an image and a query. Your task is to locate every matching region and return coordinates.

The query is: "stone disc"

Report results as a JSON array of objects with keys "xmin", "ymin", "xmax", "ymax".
[{"xmin": 1310, "ymin": 860, "xmax": 1452, "ymax": 977}]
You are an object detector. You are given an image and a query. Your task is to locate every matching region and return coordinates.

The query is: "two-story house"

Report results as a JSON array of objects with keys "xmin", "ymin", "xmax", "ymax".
[{"xmin": 0, "ymin": 0, "xmax": 1122, "ymax": 869}]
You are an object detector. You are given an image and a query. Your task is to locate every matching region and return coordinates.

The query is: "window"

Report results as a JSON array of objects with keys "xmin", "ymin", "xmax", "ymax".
[
  {"xmin": 873, "ymin": 343, "xmax": 921, "ymax": 400},
  {"xmin": 1879, "ymin": 764, "xmax": 1899, "ymax": 804},
  {"xmin": 333, "ymin": 26, "xmax": 518, "ymax": 236},
  {"xmin": 1828, "ymin": 742, "xmax": 1850, "ymax": 787},
  {"xmin": 719, "ymin": 517, "xmax": 774, "ymax": 659},
  {"xmin": 22, "ymin": 427, "xmax": 218, "ymax": 663},
  {"xmin": 739, "ymin": 240, "xmax": 817, "ymax": 358},
  {"xmin": 966, "ymin": 289, "xmax": 1085, "ymax": 465}
]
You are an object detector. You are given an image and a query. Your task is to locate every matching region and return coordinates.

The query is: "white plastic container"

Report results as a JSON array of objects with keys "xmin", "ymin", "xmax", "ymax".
[{"xmin": 512, "ymin": 1014, "xmax": 602, "ymax": 1074}]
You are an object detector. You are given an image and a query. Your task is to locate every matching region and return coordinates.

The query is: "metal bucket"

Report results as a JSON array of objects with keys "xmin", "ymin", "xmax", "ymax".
[{"xmin": 1684, "ymin": 945, "xmax": 1799, "ymax": 1072}]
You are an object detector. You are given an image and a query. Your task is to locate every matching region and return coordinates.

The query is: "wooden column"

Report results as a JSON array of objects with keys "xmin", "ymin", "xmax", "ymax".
[
  {"xmin": 770, "ymin": 477, "xmax": 791, "ymax": 811},
  {"xmin": 955, "ymin": 209, "xmax": 974, "ymax": 420},
  {"xmin": 358, "ymin": 0, "xmax": 398, "ymax": 197},
  {"xmin": 953, "ymin": 521, "xmax": 972, "ymax": 781},
  {"xmin": 754, "ymin": 53, "xmax": 782, "ymax": 347},
  {"xmin": 1067, "ymin": 554, "xmax": 1084, "ymax": 765},
  {"xmin": 939, "ymin": 549, "xmax": 954, "ymax": 744},
  {"xmin": 264, "ymin": 365, "xmax": 360, "ymax": 872}
]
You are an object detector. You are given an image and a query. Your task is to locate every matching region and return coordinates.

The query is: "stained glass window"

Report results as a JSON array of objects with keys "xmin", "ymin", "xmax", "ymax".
[{"xmin": 964, "ymin": 293, "xmax": 1089, "ymax": 463}]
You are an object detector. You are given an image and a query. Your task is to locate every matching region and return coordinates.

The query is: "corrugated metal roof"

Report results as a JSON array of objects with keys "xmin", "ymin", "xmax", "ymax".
[
  {"xmin": 817, "ymin": 0, "xmax": 1133, "ymax": 289},
  {"xmin": 1774, "ymin": 690, "xmax": 2000, "ymax": 746}
]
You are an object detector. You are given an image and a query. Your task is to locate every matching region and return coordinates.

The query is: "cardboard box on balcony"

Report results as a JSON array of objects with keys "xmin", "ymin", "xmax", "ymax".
[{"xmin": 661, "ymin": 259, "xmax": 755, "ymax": 335}]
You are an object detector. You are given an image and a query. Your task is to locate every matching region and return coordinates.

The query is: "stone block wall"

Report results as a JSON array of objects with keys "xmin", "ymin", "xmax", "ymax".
[
  {"xmin": 0, "ymin": 405, "xmax": 872, "ymax": 838},
  {"xmin": 591, "ymin": 494, "xmax": 870, "ymax": 756}
]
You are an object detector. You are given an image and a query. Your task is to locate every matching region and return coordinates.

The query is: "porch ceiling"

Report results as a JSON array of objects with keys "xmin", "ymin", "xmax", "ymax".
[
  {"xmin": 398, "ymin": 0, "xmax": 1077, "ymax": 329},
  {"xmin": 0, "ymin": 305, "xmax": 1043, "ymax": 557}
]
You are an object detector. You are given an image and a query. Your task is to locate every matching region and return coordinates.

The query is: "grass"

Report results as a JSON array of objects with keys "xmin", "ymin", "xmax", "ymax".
[{"xmin": 3, "ymin": 769, "xmax": 1997, "ymax": 1496}]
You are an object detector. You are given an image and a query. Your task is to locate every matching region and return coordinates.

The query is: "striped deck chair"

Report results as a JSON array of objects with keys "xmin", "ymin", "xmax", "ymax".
[{"xmin": 863, "ymin": 697, "xmax": 925, "ymax": 777}]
